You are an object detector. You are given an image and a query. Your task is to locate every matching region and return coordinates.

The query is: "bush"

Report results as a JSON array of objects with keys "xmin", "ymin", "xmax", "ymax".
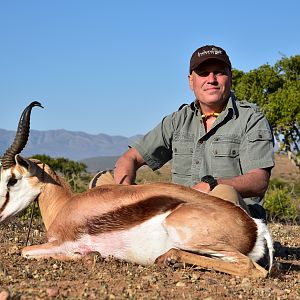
[
  {"xmin": 21, "ymin": 201, "xmax": 41, "ymax": 220},
  {"xmin": 20, "ymin": 155, "xmax": 92, "ymax": 220},
  {"xmin": 264, "ymin": 179, "xmax": 300, "ymax": 223}
]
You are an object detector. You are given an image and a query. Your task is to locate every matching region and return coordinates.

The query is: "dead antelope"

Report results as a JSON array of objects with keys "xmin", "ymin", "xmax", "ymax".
[{"xmin": 0, "ymin": 102, "xmax": 273, "ymax": 277}]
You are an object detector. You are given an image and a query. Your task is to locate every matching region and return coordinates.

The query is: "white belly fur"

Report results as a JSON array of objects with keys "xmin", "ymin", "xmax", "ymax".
[{"xmin": 61, "ymin": 211, "xmax": 174, "ymax": 265}]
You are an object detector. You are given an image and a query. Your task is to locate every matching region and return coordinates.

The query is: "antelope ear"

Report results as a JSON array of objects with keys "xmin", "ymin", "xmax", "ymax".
[{"xmin": 15, "ymin": 154, "xmax": 37, "ymax": 174}]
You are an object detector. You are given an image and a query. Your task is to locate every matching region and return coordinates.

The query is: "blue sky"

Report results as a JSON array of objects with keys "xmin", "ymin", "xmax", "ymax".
[{"xmin": 1, "ymin": 0, "xmax": 299, "ymax": 137}]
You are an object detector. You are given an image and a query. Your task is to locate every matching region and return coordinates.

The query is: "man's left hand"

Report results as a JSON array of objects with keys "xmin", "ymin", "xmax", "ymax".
[{"xmin": 192, "ymin": 182, "xmax": 211, "ymax": 193}]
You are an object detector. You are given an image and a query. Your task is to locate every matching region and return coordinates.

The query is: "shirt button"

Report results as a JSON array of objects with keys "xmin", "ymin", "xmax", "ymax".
[
  {"xmin": 174, "ymin": 148, "xmax": 177, "ymax": 152},
  {"xmin": 258, "ymin": 134, "xmax": 263, "ymax": 138},
  {"xmin": 195, "ymin": 160, "xmax": 200, "ymax": 164},
  {"xmin": 232, "ymin": 150, "xmax": 236, "ymax": 155}
]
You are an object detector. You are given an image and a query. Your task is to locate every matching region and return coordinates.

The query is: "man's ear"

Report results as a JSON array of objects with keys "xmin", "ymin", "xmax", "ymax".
[
  {"xmin": 188, "ymin": 73, "xmax": 194, "ymax": 91},
  {"xmin": 15, "ymin": 154, "xmax": 38, "ymax": 174}
]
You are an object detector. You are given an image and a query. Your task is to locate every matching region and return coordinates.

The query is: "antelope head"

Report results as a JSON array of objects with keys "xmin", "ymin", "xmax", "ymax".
[{"xmin": 0, "ymin": 102, "xmax": 43, "ymax": 222}]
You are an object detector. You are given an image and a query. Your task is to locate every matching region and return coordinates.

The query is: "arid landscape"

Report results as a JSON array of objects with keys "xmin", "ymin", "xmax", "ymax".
[{"xmin": 0, "ymin": 154, "xmax": 299, "ymax": 299}]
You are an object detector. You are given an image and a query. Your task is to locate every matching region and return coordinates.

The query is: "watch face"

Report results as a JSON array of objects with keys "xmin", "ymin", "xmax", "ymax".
[{"xmin": 201, "ymin": 175, "xmax": 214, "ymax": 182}]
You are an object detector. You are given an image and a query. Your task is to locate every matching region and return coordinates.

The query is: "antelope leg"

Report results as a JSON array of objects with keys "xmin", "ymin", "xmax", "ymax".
[
  {"xmin": 22, "ymin": 242, "xmax": 84, "ymax": 260},
  {"xmin": 155, "ymin": 248, "xmax": 268, "ymax": 278}
]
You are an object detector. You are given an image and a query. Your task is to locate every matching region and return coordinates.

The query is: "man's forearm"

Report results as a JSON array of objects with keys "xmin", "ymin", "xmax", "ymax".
[
  {"xmin": 217, "ymin": 169, "xmax": 270, "ymax": 198},
  {"xmin": 114, "ymin": 148, "xmax": 146, "ymax": 184}
]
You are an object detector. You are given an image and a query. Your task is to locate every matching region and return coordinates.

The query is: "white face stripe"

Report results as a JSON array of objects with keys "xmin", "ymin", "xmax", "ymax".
[
  {"xmin": 0, "ymin": 168, "xmax": 10, "ymax": 206},
  {"xmin": 0, "ymin": 165, "xmax": 41, "ymax": 222}
]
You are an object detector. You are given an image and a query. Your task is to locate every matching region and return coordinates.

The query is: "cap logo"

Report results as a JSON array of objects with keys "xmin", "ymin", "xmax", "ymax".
[{"xmin": 198, "ymin": 47, "xmax": 223, "ymax": 57}]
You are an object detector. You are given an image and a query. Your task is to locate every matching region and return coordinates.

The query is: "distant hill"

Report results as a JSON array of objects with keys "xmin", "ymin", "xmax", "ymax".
[
  {"xmin": 0, "ymin": 129, "xmax": 142, "ymax": 161},
  {"xmin": 80, "ymin": 156, "xmax": 119, "ymax": 173}
]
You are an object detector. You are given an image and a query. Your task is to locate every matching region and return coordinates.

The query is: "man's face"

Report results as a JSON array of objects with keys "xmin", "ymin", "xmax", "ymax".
[{"xmin": 188, "ymin": 59, "xmax": 232, "ymax": 108}]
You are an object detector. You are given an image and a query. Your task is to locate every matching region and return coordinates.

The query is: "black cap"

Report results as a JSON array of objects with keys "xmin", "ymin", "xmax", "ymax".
[{"xmin": 189, "ymin": 45, "xmax": 231, "ymax": 74}]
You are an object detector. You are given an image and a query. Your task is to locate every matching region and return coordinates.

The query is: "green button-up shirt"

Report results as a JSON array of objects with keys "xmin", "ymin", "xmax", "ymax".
[{"xmin": 131, "ymin": 93, "xmax": 275, "ymax": 207}]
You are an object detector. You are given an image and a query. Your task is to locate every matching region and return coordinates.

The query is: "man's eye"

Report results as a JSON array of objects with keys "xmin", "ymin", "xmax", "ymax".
[
  {"xmin": 215, "ymin": 70, "xmax": 226, "ymax": 76},
  {"xmin": 8, "ymin": 178, "xmax": 18, "ymax": 187},
  {"xmin": 196, "ymin": 71, "xmax": 210, "ymax": 77}
]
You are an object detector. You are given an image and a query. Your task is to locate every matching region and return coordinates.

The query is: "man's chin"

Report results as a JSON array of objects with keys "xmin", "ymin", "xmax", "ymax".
[{"xmin": 198, "ymin": 97, "xmax": 228, "ymax": 108}]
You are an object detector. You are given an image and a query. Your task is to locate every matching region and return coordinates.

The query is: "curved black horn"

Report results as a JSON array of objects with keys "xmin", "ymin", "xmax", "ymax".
[{"xmin": 1, "ymin": 101, "xmax": 44, "ymax": 169}]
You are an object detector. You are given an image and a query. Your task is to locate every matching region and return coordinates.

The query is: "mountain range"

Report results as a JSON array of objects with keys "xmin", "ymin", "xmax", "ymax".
[{"xmin": 0, "ymin": 128, "xmax": 142, "ymax": 161}]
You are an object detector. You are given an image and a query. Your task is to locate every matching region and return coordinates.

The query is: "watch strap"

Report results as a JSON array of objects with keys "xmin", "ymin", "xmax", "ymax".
[{"xmin": 201, "ymin": 175, "xmax": 218, "ymax": 191}]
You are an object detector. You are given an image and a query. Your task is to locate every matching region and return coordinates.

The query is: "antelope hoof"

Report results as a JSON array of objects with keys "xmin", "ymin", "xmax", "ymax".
[{"xmin": 155, "ymin": 252, "xmax": 183, "ymax": 267}]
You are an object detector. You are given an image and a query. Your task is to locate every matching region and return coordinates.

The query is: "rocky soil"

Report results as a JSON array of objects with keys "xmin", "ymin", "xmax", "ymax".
[
  {"xmin": 0, "ymin": 217, "xmax": 299, "ymax": 299},
  {"xmin": 0, "ymin": 154, "xmax": 299, "ymax": 299}
]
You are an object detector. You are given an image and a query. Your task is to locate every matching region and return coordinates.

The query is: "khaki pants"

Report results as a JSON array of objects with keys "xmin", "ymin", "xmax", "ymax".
[{"xmin": 89, "ymin": 170, "xmax": 251, "ymax": 215}]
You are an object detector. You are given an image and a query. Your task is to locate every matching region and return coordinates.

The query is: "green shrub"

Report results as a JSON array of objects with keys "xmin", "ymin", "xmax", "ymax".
[
  {"xmin": 264, "ymin": 179, "xmax": 300, "ymax": 223},
  {"xmin": 21, "ymin": 202, "xmax": 41, "ymax": 220}
]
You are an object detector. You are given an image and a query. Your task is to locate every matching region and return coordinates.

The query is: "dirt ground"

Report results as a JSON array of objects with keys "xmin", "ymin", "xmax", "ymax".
[
  {"xmin": 0, "ymin": 154, "xmax": 299, "ymax": 299},
  {"xmin": 271, "ymin": 154, "xmax": 300, "ymax": 183},
  {"xmin": 0, "ymin": 221, "xmax": 299, "ymax": 300}
]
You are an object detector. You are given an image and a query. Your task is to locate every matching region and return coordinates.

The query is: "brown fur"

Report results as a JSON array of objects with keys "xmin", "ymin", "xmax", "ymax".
[
  {"xmin": 80, "ymin": 196, "xmax": 184, "ymax": 235},
  {"xmin": 41, "ymin": 181, "xmax": 258, "ymax": 258},
  {"xmin": 165, "ymin": 202, "xmax": 257, "ymax": 255},
  {"xmin": 11, "ymin": 161, "xmax": 262, "ymax": 267}
]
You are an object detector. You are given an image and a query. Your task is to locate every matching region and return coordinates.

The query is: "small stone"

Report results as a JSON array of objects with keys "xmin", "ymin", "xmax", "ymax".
[
  {"xmin": 191, "ymin": 273, "xmax": 200, "ymax": 281},
  {"xmin": 126, "ymin": 288, "xmax": 134, "ymax": 296},
  {"xmin": 0, "ymin": 263, "xmax": 8, "ymax": 276},
  {"xmin": 0, "ymin": 290, "xmax": 10, "ymax": 300},
  {"xmin": 142, "ymin": 275, "xmax": 153, "ymax": 281},
  {"xmin": 173, "ymin": 262, "xmax": 184, "ymax": 268},
  {"xmin": 241, "ymin": 277, "xmax": 251, "ymax": 287},
  {"xmin": 33, "ymin": 229, "xmax": 40, "ymax": 236},
  {"xmin": 176, "ymin": 281, "xmax": 186, "ymax": 287},
  {"xmin": 46, "ymin": 287, "xmax": 59, "ymax": 297}
]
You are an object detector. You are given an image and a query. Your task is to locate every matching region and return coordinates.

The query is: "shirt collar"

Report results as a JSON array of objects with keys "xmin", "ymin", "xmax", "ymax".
[
  {"xmin": 227, "ymin": 92, "xmax": 238, "ymax": 119},
  {"xmin": 191, "ymin": 91, "xmax": 237, "ymax": 119}
]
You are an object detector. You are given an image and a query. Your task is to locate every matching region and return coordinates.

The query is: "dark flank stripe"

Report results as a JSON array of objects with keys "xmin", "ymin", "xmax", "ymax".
[
  {"xmin": 0, "ymin": 192, "xmax": 10, "ymax": 215},
  {"xmin": 82, "ymin": 196, "xmax": 185, "ymax": 235}
]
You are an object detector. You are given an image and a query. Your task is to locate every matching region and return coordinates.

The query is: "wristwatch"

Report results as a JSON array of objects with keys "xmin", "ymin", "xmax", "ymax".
[{"xmin": 201, "ymin": 175, "xmax": 218, "ymax": 191}]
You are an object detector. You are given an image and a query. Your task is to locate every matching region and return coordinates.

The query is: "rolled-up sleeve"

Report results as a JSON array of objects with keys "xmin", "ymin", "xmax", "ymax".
[
  {"xmin": 130, "ymin": 113, "xmax": 176, "ymax": 170},
  {"xmin": 240, "ymin": 111, "xmax": 275, "ymax": 173}
]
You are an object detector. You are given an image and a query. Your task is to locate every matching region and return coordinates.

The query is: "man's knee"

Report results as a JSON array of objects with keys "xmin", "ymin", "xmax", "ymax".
[
  {"xmin": 89, "ymin": 170, "xmax": 115, "ymax": 188},
  {"xmin": 209, "ymin": 184, "xmax": 240, "ymax": 204},
  {"xmin": 209, "ymin": 184, "xmax": 251, "ymax": 215}
]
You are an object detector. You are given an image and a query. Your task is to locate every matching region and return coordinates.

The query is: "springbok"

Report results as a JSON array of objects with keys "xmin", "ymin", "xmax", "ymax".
[{"xmin": 0, "ymin": 102, "xmax": 273, "ymax": 278}]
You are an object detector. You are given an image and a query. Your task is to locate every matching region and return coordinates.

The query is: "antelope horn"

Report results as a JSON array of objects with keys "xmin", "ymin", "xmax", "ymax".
[{"xmin": 1, "ymin": 101, "xmax": 44, "ymax": 169}]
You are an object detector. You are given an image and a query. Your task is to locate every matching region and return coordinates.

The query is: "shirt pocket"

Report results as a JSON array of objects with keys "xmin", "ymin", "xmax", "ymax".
[
  {"xmin": 246, "ymin": 130, "xmax": 273, "ymax": 160},
  {"xmin": 171, "ymin": 141, "xmax": 193, "ymax": 176},
  {"xmin": 211, "ymin": 135, "xmax": 241, "ymax": 178}
]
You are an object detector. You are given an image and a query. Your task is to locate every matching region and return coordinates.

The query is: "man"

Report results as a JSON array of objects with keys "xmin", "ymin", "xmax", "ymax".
[{"xmin": 93, "ymin": 45, "xmax": 275, "ymax": 221}]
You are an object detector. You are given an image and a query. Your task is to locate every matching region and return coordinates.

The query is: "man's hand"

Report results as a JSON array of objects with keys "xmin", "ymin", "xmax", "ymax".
[
  {"xmin": 114, "ymin": 148, "xmax": 146, "ymax": 185},
  {"xmin": 192, "ymin": 168, "xmax": 270, "ymax": 198},
  {"xmin": 192, "ymin": 182, "xmax": 211, "ymax": 193}
]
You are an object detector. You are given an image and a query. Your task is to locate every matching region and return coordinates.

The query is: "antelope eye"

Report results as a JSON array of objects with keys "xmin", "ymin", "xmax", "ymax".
[{"xmin": 8, "ymin": 178, "xmax": 18, "ymax": 187}]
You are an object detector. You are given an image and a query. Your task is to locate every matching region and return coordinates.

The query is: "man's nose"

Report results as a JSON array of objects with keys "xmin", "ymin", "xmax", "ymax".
[{"xmin": 207, "ymin": 72, "xmax": 217, "ymax": 82}]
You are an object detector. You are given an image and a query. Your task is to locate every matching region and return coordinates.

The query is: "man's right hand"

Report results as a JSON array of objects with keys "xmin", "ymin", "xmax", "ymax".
[{"xmin": 114, "ymin": 148, "xmax": 146, "ymax": 184}]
